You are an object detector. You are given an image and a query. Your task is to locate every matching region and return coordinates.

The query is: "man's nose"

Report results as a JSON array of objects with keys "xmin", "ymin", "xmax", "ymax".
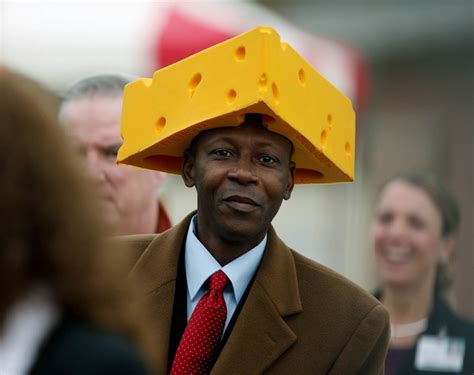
[{"xmin": 227, "ymin": 157, "xmax": 258, "ymax": 185}]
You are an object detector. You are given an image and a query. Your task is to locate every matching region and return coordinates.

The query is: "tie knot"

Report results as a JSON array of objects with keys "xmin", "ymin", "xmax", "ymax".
[{"xmin": 208, "ymin": 270, "xmax": 229, "ymax": 292}]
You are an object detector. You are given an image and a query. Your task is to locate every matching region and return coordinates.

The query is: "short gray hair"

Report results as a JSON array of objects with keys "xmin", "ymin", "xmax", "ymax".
[{"xmin": 59, "ymin": 73, "xmax": 136, "ymax": 116}]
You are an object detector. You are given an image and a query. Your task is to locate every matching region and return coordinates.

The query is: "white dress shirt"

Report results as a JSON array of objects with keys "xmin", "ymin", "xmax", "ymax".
[{"xmin": 184, "ymin": 215, "xmax": 266, "ymax": 333}]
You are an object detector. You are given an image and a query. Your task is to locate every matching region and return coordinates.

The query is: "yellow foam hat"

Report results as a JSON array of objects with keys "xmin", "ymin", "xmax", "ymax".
[{"xmin": 117, "ymin": 26, "xmax": 355, "ymax": 183}]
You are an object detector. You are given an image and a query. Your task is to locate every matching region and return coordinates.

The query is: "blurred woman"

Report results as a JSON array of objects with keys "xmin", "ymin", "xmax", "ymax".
[
  {"xmin": 0, "ymin": 68, "xmax": 157, "ymax": 374},
  {"xmin": 371, "ymin": 173, "xmax": 473, "ymax": 375}
]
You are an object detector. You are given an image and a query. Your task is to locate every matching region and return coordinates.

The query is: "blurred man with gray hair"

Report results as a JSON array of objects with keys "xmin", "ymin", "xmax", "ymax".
[{"xmin": 59, "ymin": 73, "xmax": 171, "ymax": 234}]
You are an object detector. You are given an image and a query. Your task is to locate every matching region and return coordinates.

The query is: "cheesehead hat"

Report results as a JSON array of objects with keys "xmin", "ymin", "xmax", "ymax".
[{"xmin": 117, "ymin": 26, "xmax": 355, "ymax": 184}]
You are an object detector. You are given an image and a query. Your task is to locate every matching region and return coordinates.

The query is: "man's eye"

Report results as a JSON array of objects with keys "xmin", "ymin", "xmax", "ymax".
[
  {"xmin": 102, "ymin": 147, "xmax": 120, "ymax": 159},
  {"xmin": 212, "ymin": 149, "xmax": 232, "ymax": 157},
  {"xmin": 259, "ymin": 155, "xmax": 277, "ymax": 164},
  {"xmin": 108, "ymin": 149, "xmax": 118, "ymax": 157}
]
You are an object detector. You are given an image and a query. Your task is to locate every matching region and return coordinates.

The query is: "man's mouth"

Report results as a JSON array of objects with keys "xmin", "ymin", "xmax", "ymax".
[{"xmin": 223, "ymin": 195, "xmax": 260, "ymax": 212}]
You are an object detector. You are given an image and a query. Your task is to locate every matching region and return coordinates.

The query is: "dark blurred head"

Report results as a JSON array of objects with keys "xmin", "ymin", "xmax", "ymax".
[
  {"xmin": 0, "ymin": 69, "xmax": 157, "ymax": 368},
  {"xmin": 0, "ymin": 69, "xmax": 103, "ymax": 309}
]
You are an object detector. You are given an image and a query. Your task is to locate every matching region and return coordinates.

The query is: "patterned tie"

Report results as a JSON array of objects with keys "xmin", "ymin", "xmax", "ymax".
[{"xmin": 171, "ymin": 270, "xmax": 230, "ymax": 375}]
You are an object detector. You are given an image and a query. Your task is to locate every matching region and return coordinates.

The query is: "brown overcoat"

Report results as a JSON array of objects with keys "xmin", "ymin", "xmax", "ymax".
[{"xmin": 124, "ymin": 213, "xmax": 390, "ymax": 374}]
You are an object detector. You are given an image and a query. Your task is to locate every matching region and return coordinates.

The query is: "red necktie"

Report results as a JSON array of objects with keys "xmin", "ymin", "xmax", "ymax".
[{"xmin": 171, "ymin": 270, "xmax": 230, "ymax": 375}]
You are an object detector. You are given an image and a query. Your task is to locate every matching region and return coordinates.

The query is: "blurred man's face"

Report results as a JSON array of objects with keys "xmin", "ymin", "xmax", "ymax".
[{"xmin": 61, "ymin": 95, "xmax": 164, "ymax": 234}]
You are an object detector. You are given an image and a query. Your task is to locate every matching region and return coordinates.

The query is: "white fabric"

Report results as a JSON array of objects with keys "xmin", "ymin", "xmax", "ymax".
[
  {"xmin": 185, "ymin": 215, "xmax": 266, "ymax": 332},
  {"xmin": 0, "ymin": 286, "xmax": 60, "ymax": 375}
]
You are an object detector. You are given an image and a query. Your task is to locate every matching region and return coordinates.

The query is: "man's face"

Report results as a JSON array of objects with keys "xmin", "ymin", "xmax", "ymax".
[
  {"xmin": 183, "ymin": 122, "xmax": 294, "ymax": 248},
  {"xmin": 61, "ymin": 95, "xmax": 164, "ymax": 234}
]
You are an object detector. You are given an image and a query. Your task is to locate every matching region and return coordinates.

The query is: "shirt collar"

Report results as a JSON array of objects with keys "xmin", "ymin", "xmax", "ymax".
[{"xmin": 184, "ymin": 215, "xmax": 266, "ymax": 304}]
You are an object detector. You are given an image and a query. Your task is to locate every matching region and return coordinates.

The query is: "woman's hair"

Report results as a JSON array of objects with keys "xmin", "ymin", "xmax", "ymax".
[
  {"xmin": 379, "ymin": 172, "xmax": 461, "ymax": 291},
  {"xmin": 0, "ymin": 69, "xmax": 157, "ymax": 369}
]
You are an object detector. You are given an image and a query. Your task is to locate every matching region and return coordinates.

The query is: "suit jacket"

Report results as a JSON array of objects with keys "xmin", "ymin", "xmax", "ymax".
[
  {"xmin": 29, "ymin": 313, "xmax": 149, "ymax": 375},
  {"xmin": 376, "ymin": 291, "xmax": 474, "ymax": 375},
  {"xmin": 125, "ymin": 212, "xmax": 390, "ymax": 374}
]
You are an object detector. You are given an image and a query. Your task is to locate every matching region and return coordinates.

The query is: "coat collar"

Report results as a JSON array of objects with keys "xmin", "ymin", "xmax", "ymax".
[{"xmin": 132, "ymin": 212, "xmax": 303, "ymax": 374}]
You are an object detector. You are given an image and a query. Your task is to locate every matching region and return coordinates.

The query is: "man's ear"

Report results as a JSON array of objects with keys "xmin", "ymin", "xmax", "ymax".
[
  {"xmin": 181, "ymin": 149, "xmax": 195, "ymax": 187},
  {"xmin": 284, "ymin": 162, "xmax": 295, "ymax": 200}
]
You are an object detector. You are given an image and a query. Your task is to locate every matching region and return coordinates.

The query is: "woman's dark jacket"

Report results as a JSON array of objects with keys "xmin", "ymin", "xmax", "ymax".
[{"xmin": 375, "ymin": 291, "xmax": 474, "ymax": 375}]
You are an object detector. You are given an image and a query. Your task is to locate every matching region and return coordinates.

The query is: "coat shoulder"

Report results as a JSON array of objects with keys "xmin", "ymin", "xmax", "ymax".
[
  {"xmin": 114, "ymin": 213, "xmax": 194, "ymax": 268},
  {"xmin": 290, "ymin": 249, "xmax": 383, "ymax": 313},
  {"xmin": 116, "ymin": 233, "xmax": 158, "ymax": 250},
  {"xmin": 263, "ymin": 248, "xmax": 390, "ymax": 374},
  {"xmin": 112, "ymin": 234, "xmax": 160, "ymax": 269}
]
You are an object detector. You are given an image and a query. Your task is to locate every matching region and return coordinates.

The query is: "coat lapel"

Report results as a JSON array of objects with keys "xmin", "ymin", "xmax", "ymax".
[
  {"xmin": 212, "ymin": 226, "xmax": 302, "ymax": 374},
  {"xmin": 130, "ymin": 213, "xmax": 194, "ymax": 375},
  {"xmin": 131, "ymin": 217, "xmax": 302, "ymax": 374}
]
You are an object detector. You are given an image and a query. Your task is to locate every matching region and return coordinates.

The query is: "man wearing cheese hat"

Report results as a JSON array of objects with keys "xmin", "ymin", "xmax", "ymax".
[{"xmin": 118, "ymin": 27, "xmax": 389, "ymax": 374}]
